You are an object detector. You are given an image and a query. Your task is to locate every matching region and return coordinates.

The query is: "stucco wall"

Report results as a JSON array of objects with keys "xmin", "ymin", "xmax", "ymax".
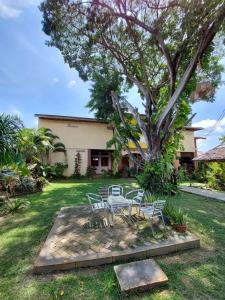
[
  {"xmin": 38, "ymin": 117, "xmax": 196, "ymax": 176},
  {"xmin": 38, "ymin": 118, "xmax": 113, "ymax": 176},
  {"xmin": 180, "ymin": 130, "xmax": 196, "ymax": 152},
  {"xmin": 39, "ymin": 118, "xmax": 114, "ymax": 149}
]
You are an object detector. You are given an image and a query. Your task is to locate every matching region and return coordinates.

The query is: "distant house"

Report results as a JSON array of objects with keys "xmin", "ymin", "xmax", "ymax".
[
  {"xmin": 193, "ymin": 144, "xmax": 225, "ymax": 162},
  {"xmin": 36, "ymin": 114, "xmax": 202, "ymax": 176}
]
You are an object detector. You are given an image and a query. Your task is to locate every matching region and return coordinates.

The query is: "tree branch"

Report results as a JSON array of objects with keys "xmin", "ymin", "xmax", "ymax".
[
  {"xmin": 114, "ymin": 128, "xmax": 143, "ymax": 167},
  {"xmin": 95, "ymin": 0, "xmax": 175, "ymax": 87},
  {"xmin": 156, "ymin": 3, "xmax": 225, "ymax": 133}
]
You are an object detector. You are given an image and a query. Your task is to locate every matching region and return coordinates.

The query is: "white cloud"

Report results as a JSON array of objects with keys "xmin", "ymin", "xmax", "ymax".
[
  {"xmin": 0, "ymin": 1, "xmax": 21, "ymax": 19},
  {"xmin": 0, "ymin": 0, "xmax": 40, "ymax": 19},
  {"xmin": 52, "ymin": 77, "xmax": 59, "ymax": 83},
  {"xmin": 193, "ymin": 117, "xmax": 225, "ymax": 134},
  {"xmin": 67, "ymin": 80, "xmax": 76, "ymax": 88},
  {"xmin": 193, "ymin": 119, "xmax": 216, "ymax": 128}
]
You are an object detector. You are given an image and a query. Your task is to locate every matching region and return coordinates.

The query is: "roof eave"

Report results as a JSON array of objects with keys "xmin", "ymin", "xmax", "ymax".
[{"xmin": 35, "ymin": 114, "xmax": 108, "ymax": 124}]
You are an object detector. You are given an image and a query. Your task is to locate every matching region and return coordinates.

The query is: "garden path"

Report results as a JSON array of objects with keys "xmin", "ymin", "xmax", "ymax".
[{"xmin": 180, "ymin": 186, "xmax": 225, "ymax": 202}]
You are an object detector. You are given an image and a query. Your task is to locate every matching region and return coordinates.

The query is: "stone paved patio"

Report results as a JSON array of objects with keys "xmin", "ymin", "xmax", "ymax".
[{"xmin": 34, "ymin": 206, "xmax": 200, "ymax": 273}]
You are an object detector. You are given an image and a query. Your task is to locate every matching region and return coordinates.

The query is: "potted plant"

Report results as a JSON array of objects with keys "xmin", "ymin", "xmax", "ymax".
[
  {"xmin": 163, "ymin": 202, "xmax": 187, "ymax": 233},
  {"xmin": 171, "ymin": 208, "xmax": 187, "ymax": 233}
]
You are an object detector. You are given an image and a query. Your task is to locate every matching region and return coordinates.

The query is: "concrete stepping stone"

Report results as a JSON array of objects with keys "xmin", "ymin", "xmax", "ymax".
[{"xmin": 114, "ymin": 259, "xmax": 168, "ymax": 295}]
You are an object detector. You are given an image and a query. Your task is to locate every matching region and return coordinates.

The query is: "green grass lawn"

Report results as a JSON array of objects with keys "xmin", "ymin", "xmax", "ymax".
[{"xmin": 1, "ymin": 178, "xmax": 225, "ymax": 300}]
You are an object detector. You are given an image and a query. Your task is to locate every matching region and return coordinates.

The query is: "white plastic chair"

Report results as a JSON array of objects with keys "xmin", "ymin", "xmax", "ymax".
[
  {"xmin": 125, "ymin": 189, "xmax": 144, "ymax": 215},
  {"xmin": 140, "ymin": 200, "xmax": 166, "ymax": 233},
  {"xmin": 108, "ymin": 185, "xmax": 123, "ymax": 196}
]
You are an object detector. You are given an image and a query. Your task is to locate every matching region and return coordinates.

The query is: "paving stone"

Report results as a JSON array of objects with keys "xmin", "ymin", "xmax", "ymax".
[
  {"xmin": 101, "ymin": 247, "xmax": 111, "ymax": 254},
  {"xmin": 104, "ymin": 241, "xmax": 112, "ymax": 249},
  {"xmin": 114, "ymin": 259, "xmax": 168, "ymax": 294},
  {"xmin": 119, "ymin": 240, "xmax": 129, "ymax": 250},
  {"xmin": 90, "ymin": 244, "xmax": 102, "ymax": 253}
]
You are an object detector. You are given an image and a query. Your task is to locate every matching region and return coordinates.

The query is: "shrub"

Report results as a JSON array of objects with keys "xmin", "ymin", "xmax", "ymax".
[
  {"xmin": 54, "ymin": 162, "xmax": 68, "ymax": 177},
  {"xmin": 206, "ymin": 162, "xmax": 225, "ymax": 191},
  {"xmin": 15, "ymin": 176, "xmax": 36, "ymax": 193},
  {"xmin": 129, "ymin": 167, "xmax": 138, "ymax": 177},
  {"xmin": 85, "ymin": 166, "xmax": 96, "ymax": 178},
  {"xmin": 0, "ymin": 169, "xmax": 47, "ymax": 195},
  {"xmin": 100, "ymin": 169, "xmax": 122, "ymax": 178},
  {"xmin": 177, "ymin": 167, "xmax": 190, "ymax": 183},
  {"xmin": 100, "ymin": 169, "xmax": 112, "ymax": 178},
  {"xmin": 0, "ymin": 172, "xmax": 20, "ymax": 196},
  {"xmin": 36, "ymin": 176, "xmax": 48, "ymax": 191},
  {"xmin": 0, "ymin": 198, "xmax": 30, "ymax": 215},
  {"xmin": 187, "ymin": 163, "xmax": 208, "ymax": 183},
  {"xmin": 137, "ymin": 159, "xmax": 176, "ymax": 194},
  {"xmin": 41, "ymin": 163, "xmax": 68, "ymax": 179}
]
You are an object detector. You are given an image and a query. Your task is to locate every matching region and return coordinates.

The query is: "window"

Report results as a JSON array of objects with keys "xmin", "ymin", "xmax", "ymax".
[
  {"xmin": 91, "ymin": 157, "xmax": 99, "ymax": 167},
  {"xmin": 101, "ymin": 157, "xmax": 109, "ymax": 167}
]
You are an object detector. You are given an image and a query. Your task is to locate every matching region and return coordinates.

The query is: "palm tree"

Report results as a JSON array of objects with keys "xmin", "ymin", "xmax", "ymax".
[
  {"xmin": 43, "ymin": 128, "xmax": 66, "ymax": 163},
  {"xmin": 0, "ymin": 114, "xmax": 23, "ymax": 166},
  {"xmin": 17, "ymin": 127, "xmax": 66, "ymax": 164}
]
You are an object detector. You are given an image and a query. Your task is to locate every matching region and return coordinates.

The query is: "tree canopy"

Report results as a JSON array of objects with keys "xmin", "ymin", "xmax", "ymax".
[
  {"xmin": 86, "ymin": 68, "xmax": 123, "ymax": 121},
  {"xmin": 40, "ymin": 0, "xmax": 225, "ymax": 163}
]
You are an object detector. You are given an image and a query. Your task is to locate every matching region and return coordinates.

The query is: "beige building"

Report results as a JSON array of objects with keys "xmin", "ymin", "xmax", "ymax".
[{"xmin": 36, "ymin": 114, "xmax": 202, "ymax": 176}]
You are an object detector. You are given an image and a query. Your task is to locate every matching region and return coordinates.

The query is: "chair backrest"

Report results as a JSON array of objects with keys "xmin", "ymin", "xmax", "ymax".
[
  {"xmin": 98, "ymin": 186, "xmax": 109, "ymax": 202},
  {"xmin": 153, "ymin": 200, "xmax": 166, "ymax": 210},
  {"xmin": 133, "ymin": 189, "xmax": 144, "ymax": 204},
  {"xmin": 86, "ymin": 193, "xmax": 102, "ymax": 211},
  {"xmin": 108, "ymin": 185, "xmax": 123, "ymax": 196}
]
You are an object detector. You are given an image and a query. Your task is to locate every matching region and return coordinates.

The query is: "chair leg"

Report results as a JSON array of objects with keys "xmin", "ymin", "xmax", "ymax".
[
  {"xmin": 150, "ymin": 218, "xmax": 154, "ymax": 235},
  {"xmin": 160, "ymin": 212, "xmax": 166, "ymax": 230},
  {"xmin": 128, "ymin": 205, "xmax": 132, "ymax": 220},
  {"xmin": 106, "ymin": 209, "xmax": 111, "ymax": 227},
  {"xmin": 110, "ymin": 208, "xmax": 114, "ymax": 226}
]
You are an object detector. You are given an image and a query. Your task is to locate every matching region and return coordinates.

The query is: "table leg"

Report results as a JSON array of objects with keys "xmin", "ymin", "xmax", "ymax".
[
  {"xmin": 110, "ymin": 207, "xmax": 114, "ymax": 226},
  {"xmin": 128, "ymin": 205, "xmax": 132, "ymax": 219}
]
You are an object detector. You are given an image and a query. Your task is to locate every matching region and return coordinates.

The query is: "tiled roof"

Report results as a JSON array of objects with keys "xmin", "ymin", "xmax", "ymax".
[{"xmin": 193, "ymin": 144, "xmax": 225, "ymax": 162}]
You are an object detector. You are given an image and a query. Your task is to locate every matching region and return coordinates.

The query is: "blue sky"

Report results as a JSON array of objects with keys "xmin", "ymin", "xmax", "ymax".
[{"xmin": 0, "ymin": 0, "xmax": 225, "ymax": 152}]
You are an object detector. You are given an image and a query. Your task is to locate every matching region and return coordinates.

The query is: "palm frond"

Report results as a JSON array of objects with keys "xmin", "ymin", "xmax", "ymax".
[{"xmin": 53, "ymin": 142, "xmax": 66, "ymax": 149}]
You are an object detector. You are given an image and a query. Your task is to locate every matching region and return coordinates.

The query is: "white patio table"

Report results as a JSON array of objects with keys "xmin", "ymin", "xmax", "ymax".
[{"xmin": 107, "ymin": 195, "xmax": 132, "ymax": 225}]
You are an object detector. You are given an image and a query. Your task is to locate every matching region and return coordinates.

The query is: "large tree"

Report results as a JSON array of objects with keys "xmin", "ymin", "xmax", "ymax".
[{"xmin": 40, "ymin": 0, "xmax": 225, "ymax": 165}]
